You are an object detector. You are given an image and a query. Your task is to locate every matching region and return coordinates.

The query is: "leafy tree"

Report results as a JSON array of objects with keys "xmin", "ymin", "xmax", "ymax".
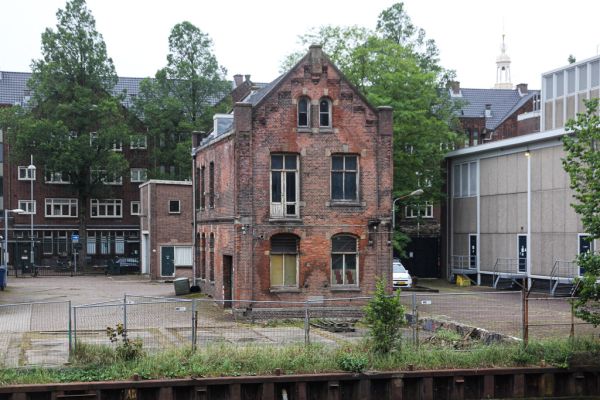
[
  {"xmin": 134, "ymin": 22, "xmax": 230, "ymax": 180},
  {"xmin": 280, "ymin": 3, "xmax": 460, "ymax": 255},
  {"xmin": 562, "ymin": 99, "xmax": 600, "ymax": 325},
  {"xmin": 364, "ymin": 278, "xmax": 405, "ymax": 353},
  {"xmin": 0, "ymin": 0, "xmax": 131, "ymax": 261}
]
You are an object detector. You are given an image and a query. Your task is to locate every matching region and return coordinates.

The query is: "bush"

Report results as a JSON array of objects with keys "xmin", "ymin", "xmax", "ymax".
[
  {"xmin": 364, "ymin": 278, "xmax": 405, "ymax": 354},
  {"xmin": 337, "ymin": 351, "xmax": 369, "ymax": 373},
  {"xmin": 106, "ymin": 323, "xmax": 144, "ymax": 361}
]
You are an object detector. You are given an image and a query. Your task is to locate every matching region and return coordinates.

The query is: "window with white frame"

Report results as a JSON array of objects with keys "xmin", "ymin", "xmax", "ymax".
[
  {"xmin": 91, "ymin": 199, "xmax": 123, "ymax": 218},
  {"xmin": 45, "ymin": 198, "xmax": 78, "ymax": 217},
  {"xmin": 130, "ymin": 135, "xmax": 147, "ymax": 149},
  {"xmin": 43, "ymin": 231, "xmax": 53, "ymax": 255},
  {"xmin": 270, "ymin": 154, "xmax": 299, "ymax": 218},
  {"xmin": 297, "ymin": 97, "xmax": 310, "ymax": 127},
  {"xmin": 87, "ymin": 232, "xmax": 97, "ymax": 254},
  {"xmin": 57, "ymin": 231, "xmax": 68, "ymax": 255},
  {"xmin": 331, "ymin": 155, "xmax": 358, "ymax": 201},
  {"xmin": 331, "ymin": 235, "xmax": 358, "ymax": 286},
  {"xmin": 169, "ymin": 200, "xmax": 181, "ymax": 214},
  {"xmin": 115, "ymin": 232, "xmax": 125, "ymax": 255},
  {"xmin": 405, "ymin": 202, "xmax": 434, "ymax": 218},
  {"xmin": 130, "ymin": 201, "xmax": 141, "ymax": 215},
  {"xmin": 89, "ymin": 132, "xmax": 98, "ymax": 146},
  {"xmin": 452, "ymin": 161, "xmax": 478, "ymax": 198},
  {"xmin": 91, "ymin": 170, "xmax": 122, "ymax": 185},
  {"xmin": 130, "ymin": 168, "xmax": 147, "ymax": 183},
  {"xmin": 45, "ymin": 171, "xmax": 70, "ymax": 184},
  {"xmin": 112, "ymin": 141, "xmax": 123, "ymax": 151},
  {"xmin": 18, "ymin": 200, "xmax": 36, "ymax": 215},
  {"xmin": 18, "ymin": 166, "xmax": 35, "ymax": 181}
]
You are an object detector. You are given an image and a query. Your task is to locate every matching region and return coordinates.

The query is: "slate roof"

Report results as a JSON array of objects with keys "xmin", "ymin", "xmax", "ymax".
[
  {"xmin": 0, "ymin": 71, "xmax": 229, "ymax": 109},
  {"xmin": 455, "ymin": 87, "xmax": 540, "ymax": 130}
]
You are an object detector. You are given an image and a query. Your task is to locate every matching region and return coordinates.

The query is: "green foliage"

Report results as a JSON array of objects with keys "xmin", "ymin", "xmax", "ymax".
[
  {"xmin": 364, "ymin": 279, "xmax": 406, "ymax": 354},
  {"xmin": 0, "ymin": 0, "xmax": 132, "ymax": 258},
  {"xmin": 106, "ymin": 323, "xmax": 144, "ymax": 361},
  {"xmin": 133, "ymin": 21, "xmax": 230, "ymax": 180},
  {"xmin": 337, "ymin": 351, "xmax": 369, "ymax": 372},
  {"xmin": 280, "ymin": 3, "xmax": 460, "ymax": 255},
  {"xmin": 562, "ymin": 99, "xmax": 600, "ymax": 326}
]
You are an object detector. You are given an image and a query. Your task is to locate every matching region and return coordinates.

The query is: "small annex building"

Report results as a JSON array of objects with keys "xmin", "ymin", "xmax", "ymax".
[{"xmin": 191, "ymin": 45, "xmax": 394, "ymax": 303}]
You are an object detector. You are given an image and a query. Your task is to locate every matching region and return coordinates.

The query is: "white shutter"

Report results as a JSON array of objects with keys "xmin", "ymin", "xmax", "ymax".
[{"xmin": 174, "ymin": 247, "xmax": 193, "ymax": 266}]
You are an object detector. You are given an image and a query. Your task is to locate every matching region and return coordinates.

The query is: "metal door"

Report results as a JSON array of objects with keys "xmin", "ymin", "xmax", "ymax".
[
  {"xmin": 161, "ymin": 246, "xmax": 175, "ymax": 277},
  {"xmin": 579, "ymin": 235, "xmax": 593, "ymax": 275}
]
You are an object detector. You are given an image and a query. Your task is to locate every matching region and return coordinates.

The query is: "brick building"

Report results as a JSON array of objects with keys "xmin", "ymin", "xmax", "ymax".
[
  {"xmin": 139, "ymin": 180, "xmax": 193, "ymax": 279},
  {"xmin": 192, "ymin": 45, "xmax": 394, "ymax": 303}
]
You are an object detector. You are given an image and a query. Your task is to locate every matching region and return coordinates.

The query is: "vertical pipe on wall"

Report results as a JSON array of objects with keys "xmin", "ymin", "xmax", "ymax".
[
  {"xmin": 476, "ymin": 159, "xmax": 481, "ymax": 285},
  {"xmin": 527, "ymin": 151, "xmax": 532, "ymax": 288}
]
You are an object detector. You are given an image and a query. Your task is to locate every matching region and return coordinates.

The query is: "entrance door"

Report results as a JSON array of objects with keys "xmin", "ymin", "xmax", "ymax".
[
  {"xmin": 223, "ymin": 255, "xmax": 233, "ymax": 307},
  {"xmin": 517, "ymin": 235, "xmax": 527, "ymax": 273},
  {"xmin": 469, "ymin": 234, "xmax": 477, "ymax": 269},
  {"xmin": 161, "ymin": 246, "xmax": 175, "ymax": 277},
  {"xmin": 401, "ymin": 237, "xmax": 440, "ymax": 278},
  {"xmin": 579, "ymin": 234, "xmax": 594, "ymax": 275}
]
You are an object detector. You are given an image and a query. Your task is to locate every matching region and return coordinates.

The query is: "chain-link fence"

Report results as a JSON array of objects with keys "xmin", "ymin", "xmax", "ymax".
[
  {"xmin": 0, "ymin": 301, "xmax": 71, "ymax": 368},
  {"xmin": 1, "ymin": 291, "xmax": 598, "ymax": 368}
]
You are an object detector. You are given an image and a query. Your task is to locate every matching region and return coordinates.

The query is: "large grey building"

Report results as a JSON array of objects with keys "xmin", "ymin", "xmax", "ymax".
[{"xmin": 444, "ymin": 55, "xmax": 599, "ymax": 293}]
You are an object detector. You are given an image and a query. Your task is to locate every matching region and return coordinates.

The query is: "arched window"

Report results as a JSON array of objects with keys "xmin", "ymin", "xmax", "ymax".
[
  {"xmin": 270, "ymin": 233, "xmax": 299, "ymax": 287},
  {"xmin": 319, "ymin": 98, "xmax": 332, "ymax": 128},
  {"xmin": 297, "ymin": 97, "xmax": 310, "ymax": 127},
  {"xmin": 331, "ymin": 235, "xmax": 358, "ymax": 286}
]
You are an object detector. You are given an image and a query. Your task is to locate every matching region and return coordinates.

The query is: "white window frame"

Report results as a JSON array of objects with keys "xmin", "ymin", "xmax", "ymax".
[
  {"xmin": 43, "ymin": 231, "xmax": 53, "ymax": 255},
  {"xmin": 331, "ymin": 235, "xmax": 359, "ymax": 287},
  {"xmin": 130, "ymin": 135, "xmax": 147, "ymax": 150},
  {"xmin": 45, "ymin": 198, "xmax": 78, "ymax": 218},
  {"xmin": 297, "ymin": 97, "xmax": 310, "ymax": 128},
  {"xmin": 169, "ymin": 200, "xmax": 181, "ymax": 214},
  {"xmin": 91, "ymin": 169, "xmax": 122, "ymax": 185},
  {"xmin": 18, "ymin": 200, "xmax": 36, "ymax": 215},
  {"xmin": 112, "ymin": 141, "xmax": 123, "ymax": 152},
  {"xmin": 405, "ymin": 202, "xmax": 433, "ymax": 218},
  {"xmin": 130, "ymin": 201, "xmax": 141, "ymax": 216},
  {"xmin": 45, "ymin": 171, "xmax": 70, "ymax": 184},
  {"xmin": 130, "ymin": 168, "xmax": 147, "ymax": 183},
  {"xmin": 270, "ymin": 154, "xmax": 299, "ymax": 218},
  {"xmin": 18, "ymin": 166, "xmax": 35, "ymax": 181},
  {"xmin": 90, "ymin": 199, "xmax": 123, "ymax": 218},
  {"xmin": 331, "ymin": 154, "xmax": 359, "ymax": 202},
  {"xmin": 319, "ymin": 98, "xmax": 332, "ymax": 128},
  {"xmin": 452, "ymin": 161, "xmax": 478, "ymax": 198}
]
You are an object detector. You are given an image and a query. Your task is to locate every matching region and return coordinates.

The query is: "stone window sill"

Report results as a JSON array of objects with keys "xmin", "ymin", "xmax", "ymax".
[
  {"xmin": 330, "ymin": 286, "xmax": 361, "ymax": 292},
  {"xmin": 269, "ymin": 218, "xmax": 302, "ymax": 223},
  {"xmin": 269, "ymin": 287, "xmax": 301, "ymax": 293},
  {"xmin": 328, "ymin": 201, "xmax": 363, "ymax": 207}
]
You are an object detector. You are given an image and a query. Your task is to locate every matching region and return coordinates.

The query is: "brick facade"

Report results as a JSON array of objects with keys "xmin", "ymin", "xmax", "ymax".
[
  {"xmin": 139, "ymin": 180, "xmax": 193, "ymax": 280},
  {"xmin": 193, "ymin": 46, "xmax": 393, "ymax": 303}
]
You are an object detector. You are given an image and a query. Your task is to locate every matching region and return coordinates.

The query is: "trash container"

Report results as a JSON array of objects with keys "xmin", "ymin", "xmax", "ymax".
[
  {"xmin": 0, "ymin": 266, "xmax": 7, "ymax": 291},
  {"xmin": 174, "ymin": 277, "xmax": 190, "ymax": 296}
]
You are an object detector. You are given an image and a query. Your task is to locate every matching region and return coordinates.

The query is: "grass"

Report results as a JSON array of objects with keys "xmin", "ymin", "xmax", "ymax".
[{"xmin": 1, "ymin": 338, "xmax": 599, "ymax": 386}]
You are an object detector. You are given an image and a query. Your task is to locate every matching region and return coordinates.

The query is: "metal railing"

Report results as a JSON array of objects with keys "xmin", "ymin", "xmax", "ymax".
[
  {"xmin": 492, "ymin": 258, "xmax": 525, "ymax": 288},
  {"xmin": 450, "ymin": 255, "xmax": 475, "ymax": 274},
  {"xmin": 549, "ymin": 260, "xmax": 579, "ymax": 295}
]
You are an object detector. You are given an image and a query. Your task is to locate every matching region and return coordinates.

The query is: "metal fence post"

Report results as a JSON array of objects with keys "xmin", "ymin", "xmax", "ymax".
[
  {"xmin": 123, "ymin": 294, "xmax": 128, "ymax": 336},
  {"xmin": 412, "ymin": 292, "xmax": 417, "ymax": 346},
  {"xmin": 67, "ymin": 300, "xmax": 72, "ymax": 356},
  {"xmin": 192, "ymin": 299, "xmax": 197, "ymax": 351},
  {"xmin": 73, "ymin": 306, "xmax": 77, "ymax": 351},
  {"xmin": 304, "ymin": 300, "xmax": 310, "ymax": 345},
  {"xmin": 521, "ymin": 278, "xmax": 529, "ymax": 345},
  {"xmin": 570, "ymin": 299, "xmax": 575, "ymax": 339}
]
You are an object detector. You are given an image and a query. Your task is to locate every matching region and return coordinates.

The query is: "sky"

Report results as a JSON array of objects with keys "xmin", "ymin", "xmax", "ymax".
[{"xmin": 1, "ymin": 0, "xmax": 600, "ymax": 89}]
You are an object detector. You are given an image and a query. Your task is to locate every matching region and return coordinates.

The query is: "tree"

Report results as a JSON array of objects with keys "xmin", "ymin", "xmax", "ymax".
[
  {"xmin": 0, "ymin": 0, "xmax": 131, "ymax": 262},
  {"xmin": 364, "ymin": 278, "xmax": 405, "ymax": 353},
  {"xmin": 562, "ymin": 99, "xmax": 600, "ymax": 325},
  {"xmin": 134, "ymin": 22, "xmax": 230, "ymax": 180},
  {"xmin": 280, "ymin": 3, "xmax": 460, "ymax": 255}
]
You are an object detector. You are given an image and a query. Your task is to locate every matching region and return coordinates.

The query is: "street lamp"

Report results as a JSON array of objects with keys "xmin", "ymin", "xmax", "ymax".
[
  {"xmin": 2, "ymin": 208, "xmax": 25, "ymax": 288},
  {"xmin": 392, "ymin": 189, "xmax": 424, "ymax": 229},
  {"xmin": 27, "ymin": 155, "xmax": 36, "ymax": 266}
]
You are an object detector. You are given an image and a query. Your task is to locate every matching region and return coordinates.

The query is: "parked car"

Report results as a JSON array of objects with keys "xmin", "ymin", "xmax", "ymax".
[{"xmin": 393, "ymin": 259, "xmax": 412, "ymax": 289}]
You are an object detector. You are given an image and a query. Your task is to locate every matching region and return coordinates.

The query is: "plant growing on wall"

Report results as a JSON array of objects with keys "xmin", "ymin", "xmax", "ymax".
[{"xmin": 562, "ymin": 98, "xmax": 600, "ymax": 326}]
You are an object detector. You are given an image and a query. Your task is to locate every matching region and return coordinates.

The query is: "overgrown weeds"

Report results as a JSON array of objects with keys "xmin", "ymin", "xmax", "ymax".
[{"xmin": 1, "ymin": 338, "xmax": 599, "ymax": 386}]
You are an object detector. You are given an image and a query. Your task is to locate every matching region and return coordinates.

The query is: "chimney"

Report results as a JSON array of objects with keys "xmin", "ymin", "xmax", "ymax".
[
  {"xmin": 485, "ymin": 104, "xmax": 492, "ymax": 118},
  {"xmin": 233, "ymin": 74, "xmax": 243, "ymax": 88},
  {"xmin": 517, "ymin": 83, "xmax": 528, "ymax": 96},
  {"xmin": 309, "ymin": 44, "xmax": 324, "ymax": 79},
  {"xmin": 234, "ymin": 102, "xmax": 252, "ymax": 134},
  {"xmin": 449, "ymin": 81, "xmax": 461, "ymax": 96},
  {"xmin": 244, "ymin": 74, "xmax": 251, "ymax": 82},
  {"xmin": 191, "ymin": 131, "xmax": 203, "ymax": 148},
  {"xmin": 377, "ymin": 106, "xmax": 393, "ymax": 136}
]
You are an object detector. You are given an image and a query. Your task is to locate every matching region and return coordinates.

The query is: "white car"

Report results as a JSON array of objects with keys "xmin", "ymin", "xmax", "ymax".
[{"xmin": 393, "ymin": 259, "xmax": 413, "ymax": 289}]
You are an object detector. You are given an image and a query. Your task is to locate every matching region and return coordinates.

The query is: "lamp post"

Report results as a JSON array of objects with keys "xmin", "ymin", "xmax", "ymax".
[
  {"xmin": 392, "ymin": 189, "xmax": 424, "ymax": 229},
  {"xmin": 27, "ymin": 155, "xmax": 36, "ymax": 267},
  {"xmin": 3, "ymin": 208, "xmax": 25, "ymax": 288}
]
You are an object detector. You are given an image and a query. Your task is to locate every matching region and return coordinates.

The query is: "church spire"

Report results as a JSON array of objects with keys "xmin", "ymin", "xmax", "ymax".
[{"xmin": 495, "ymin": 34, "xmax": 512, "ymax": 89}]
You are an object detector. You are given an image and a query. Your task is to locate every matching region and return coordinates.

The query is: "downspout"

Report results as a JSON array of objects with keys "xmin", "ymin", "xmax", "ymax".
[
  {"xmin": 527, "ymin": 150, "xmax": 532, "ymax": 288},
  {"xmin": 192, "ymin": 153, "xmax": 197, "ymax": 284}
]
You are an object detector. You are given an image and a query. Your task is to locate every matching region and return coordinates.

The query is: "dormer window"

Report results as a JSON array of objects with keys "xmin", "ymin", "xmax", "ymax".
[
  {"xmin": 319, "ymin": 98, "xmax": 332, "ymax": 128},
  {"xmin": 297, "ymin": 97, "xmax": 310, "ymax": 127}
]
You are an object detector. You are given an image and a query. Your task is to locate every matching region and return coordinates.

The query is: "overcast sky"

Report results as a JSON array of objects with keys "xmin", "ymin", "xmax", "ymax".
[{"xmin": 2, "ymin": 0, "xmax": 600, "ymax": 89}]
